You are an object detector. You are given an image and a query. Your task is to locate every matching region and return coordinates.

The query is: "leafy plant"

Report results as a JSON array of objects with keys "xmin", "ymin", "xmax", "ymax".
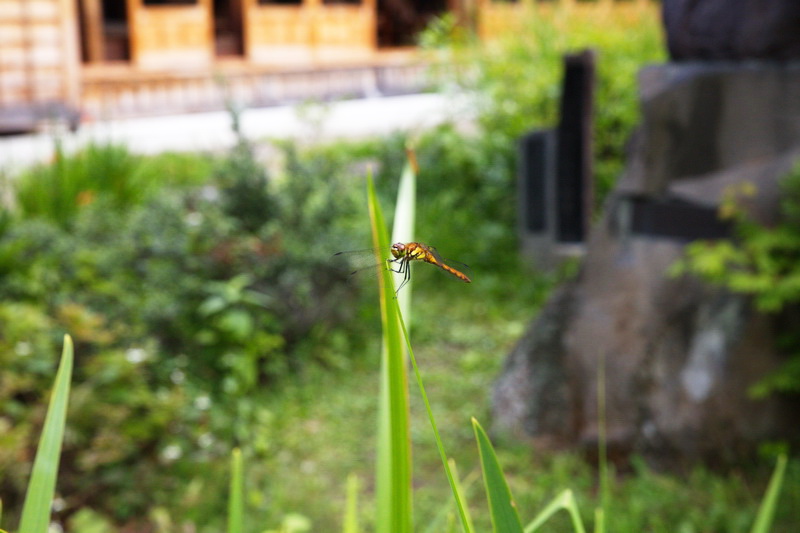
[
  {"xmin": 421, "ymin": 4, "xmax": 665, "ymax": 211},
  {"xmin": 0, "ymin": 136, "xmax": 369, "ymax": 528},
  {"xmin": 14, "ymin": 143, "xmax": 153, "ymax": 228},
  {"xmin": 673, "ymin": 164, "xmax": 800, "ymax": 397}
]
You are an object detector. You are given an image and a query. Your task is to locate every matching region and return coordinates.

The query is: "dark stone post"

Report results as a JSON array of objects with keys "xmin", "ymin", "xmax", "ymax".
[
  {"xmin": 518, "ymin": 49, "xmax": 596, "ymax": 267},
  {"xmin": 556, "ymin": 49, "xmax": 595, "ymax": 243}
]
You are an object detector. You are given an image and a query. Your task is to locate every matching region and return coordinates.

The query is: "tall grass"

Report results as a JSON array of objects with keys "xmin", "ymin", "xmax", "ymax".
[
  {"xmin": 12, "ymin": 143, "xmax": 212, "ymax": 228},
  {"xmin": 11, "ymin": 336, "xmax": 73, "ymax": 533}
]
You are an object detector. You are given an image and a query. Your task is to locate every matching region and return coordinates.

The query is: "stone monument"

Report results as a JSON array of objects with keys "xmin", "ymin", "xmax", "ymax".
[{"xmin": 493, "ymin": 0, "xmax": 800, "ymax": 467}]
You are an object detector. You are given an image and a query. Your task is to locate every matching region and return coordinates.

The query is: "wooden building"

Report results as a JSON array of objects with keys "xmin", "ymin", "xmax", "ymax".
[
  {"xmin": 1, "ymin": 0, "xmax": 463, "ymax": 128},
  {"xmin": 0, "ymin": 0, "xmax": 654, "ymax": 129}
]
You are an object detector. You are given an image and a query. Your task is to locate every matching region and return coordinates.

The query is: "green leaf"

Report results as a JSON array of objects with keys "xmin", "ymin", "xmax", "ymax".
[
  {"xmin": 370, "ymin": 171, "xmax": 413, "ymax": 533},
  {"xmin": 750, "ymin": 454, "xmax": 788, "ymax": 533},
  {"xmin": 228, "ymin": 448, "xmax": 244, "ymax": 533},
  {"xmin": 446, "ymin": 459, "xmax": 476, "ymax": 533},
  {"xmin": 343, "ymin": 473, "xmax": 360, "ymax": 533},
  {"xmin": 472, "ymin": 418, "xmax": 523, "ymax": 533},
  {"xmin": 396, "ymin": 303, "xmax": 473, "ymax": 533},
  {"xmin": 524, "ymin": 489, "xmax": 587, "ymax": 533},
  {"xmin": 391, "ymin": 147, "xmax": 418, "ymax": 323},
  {"xmin": 18, "ymin": 335, "xmax": 74, "ymax": 533}
]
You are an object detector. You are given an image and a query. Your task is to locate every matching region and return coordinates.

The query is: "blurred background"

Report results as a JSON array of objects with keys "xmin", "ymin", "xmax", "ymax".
[{"xmin": 1, "ymin": 0, "xmax": 799, "ymax": 532}]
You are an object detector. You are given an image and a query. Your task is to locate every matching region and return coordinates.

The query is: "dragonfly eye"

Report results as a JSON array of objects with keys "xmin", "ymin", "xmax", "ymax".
[{"xmin": 390, "ymin": 243, "xmax": 405, "ymax": 257}]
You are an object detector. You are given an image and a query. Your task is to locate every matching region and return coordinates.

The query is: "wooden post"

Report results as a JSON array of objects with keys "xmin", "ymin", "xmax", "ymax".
[
  {"xmin": 80, "ymin": 0, "xmax": 105, "ymax": 62},
  {"xmin": 126, "ymin": 0, "xmax": 139, "ymax": 65},
  {"xmin": 60, "ymin": 0, "xmax": 82, "ymax": 108},
  {"xmin": 364, "ymin": 0, "xmax": 377, "ymax": 50}
]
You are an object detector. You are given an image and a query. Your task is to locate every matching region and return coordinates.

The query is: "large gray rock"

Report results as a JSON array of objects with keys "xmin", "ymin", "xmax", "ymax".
[
  {"xmin": 494, "ymin": 62, "xmax": 800, "ymax": 467},
  {"xmin": 623, "ymin": 62, "xmax": 800, "ymax": 204},
  {"xmin": 663, "ymin": 0, "xmax": 800, "ymax": 61}
]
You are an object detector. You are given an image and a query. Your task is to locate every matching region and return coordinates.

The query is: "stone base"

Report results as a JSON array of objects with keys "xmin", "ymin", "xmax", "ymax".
[{"xmin": 494, "ymin": 61, "xmax": 800, "ymax": 467}]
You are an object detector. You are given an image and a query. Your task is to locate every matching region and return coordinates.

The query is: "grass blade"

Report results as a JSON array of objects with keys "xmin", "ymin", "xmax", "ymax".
[
  {"xmin": 396, "ymin": 303, "xmax": 473, "ymax": 533},
  {"xmin": 228, "ymin": 448, "xmax": 244, "ymax": 533},
  {"xmin": 18, "ymin": 335, "xmax": 74, "ymax": 533},
  {"xmin": 369, "ymin": 171, "xmax": 413, "ymax": 533},
  {"xmin": 472, "ymin": 418, "xmax": 523, "ymax": 533},
  {"xmin": 596, "ymin": 352, "xmax": 608, "ymax": 533},
  {"xmin": 750, "ymin": 454, "xmax": 788, "ymax": 533},
  {"xmin": 343, "ymin": 473, "xmax": 360, "ymax": 533},
  {"xmin": 524, "ymin": 489, "xmax": 586, "ymax": 533},
  {"xmin": 447, "ymin": 459, "xmax": 476, "ymax": 533},
  {"xmin": 391, "ymin": 146, "xmax": 418, "ymax": 323}
]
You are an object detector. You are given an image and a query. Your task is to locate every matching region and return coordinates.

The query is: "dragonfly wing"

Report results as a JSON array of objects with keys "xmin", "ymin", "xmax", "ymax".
[
  {"xmin": 332, "ymin": 248, "xmax": 380, "ymax": 257},
  {"xmin": 333, "ymin": 248, "xmax": 392, "ymax": 280}
]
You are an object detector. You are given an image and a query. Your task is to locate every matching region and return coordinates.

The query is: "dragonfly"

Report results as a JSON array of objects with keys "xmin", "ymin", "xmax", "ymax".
[{"xmin": 334, "ymin": 242, "xmax": 472, "ymax": 294}]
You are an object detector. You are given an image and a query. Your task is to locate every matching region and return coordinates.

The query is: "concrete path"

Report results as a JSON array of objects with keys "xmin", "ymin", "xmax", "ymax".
[{"xmin": 0, "ymin": 92, "xmax": 467, "ymax": 173}]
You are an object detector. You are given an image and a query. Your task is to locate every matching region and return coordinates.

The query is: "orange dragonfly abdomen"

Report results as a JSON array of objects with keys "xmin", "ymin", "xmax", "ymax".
[{"xmin": 391, "ymin": 242, "xmax": 472, "ymax": 285}]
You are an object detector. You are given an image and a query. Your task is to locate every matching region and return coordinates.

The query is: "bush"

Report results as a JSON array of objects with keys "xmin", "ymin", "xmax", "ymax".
[
  {"xmin": 12, "ymin": 143, "xmax": 214, "ymax": 229},
  {"xmin": 0, "ymin": 138, "xmax": 369, "ymax": 526},
  {"xmin": 422, "ymin": 5, "xmax": 665, "ymax": 210},
  {"xmin": 673, "ymin": 163, "xmax": 800, "ymax": 398}
]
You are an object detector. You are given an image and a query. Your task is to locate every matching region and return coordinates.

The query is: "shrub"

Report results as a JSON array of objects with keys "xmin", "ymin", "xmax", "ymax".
[
  {"xmin": 673, "ymin": 163, "xmax": 800, "ymax": 398},
  {"xmin": 422, "ymin": 5, "xmax": 665, "ymax": 210},
  {"xmin": 12, "ymin": 143, "xmax": 214, "ymax": 229},
  {"xmin": 0, "ymin": 138, "xmax": 369, "ymax": 526}
]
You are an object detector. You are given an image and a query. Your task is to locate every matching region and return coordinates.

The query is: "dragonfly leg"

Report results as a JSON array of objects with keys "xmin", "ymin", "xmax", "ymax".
[
  {"xmin": 387, "ymin": 257, "xmax": 403, "ymax": 274},
  {"xmin": 395, "ymin": 257, "xmax": 411, "ymax": 294}
]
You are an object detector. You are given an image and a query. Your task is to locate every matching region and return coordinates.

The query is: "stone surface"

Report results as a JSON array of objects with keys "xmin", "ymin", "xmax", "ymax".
[
  {"xmin": 621, "ymin": 62, "xmax": 800, "ymax": 201},
  {"xmin": 494, "ymin": 62, "xmax": 800, "ymax": 467},
  {"xmin": 663, "ymin": 0, "xmax": 800, "ymax": 61}
]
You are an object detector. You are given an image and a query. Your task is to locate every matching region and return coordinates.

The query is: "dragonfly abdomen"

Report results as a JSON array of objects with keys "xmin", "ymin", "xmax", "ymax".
[{"xmin": 437, "ymin": 262, "xmax": 471, "ymax": 283}]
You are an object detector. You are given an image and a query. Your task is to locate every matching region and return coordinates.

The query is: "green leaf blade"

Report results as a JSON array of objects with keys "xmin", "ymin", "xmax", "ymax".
[
  {"xmin": 369, "ymin": 172, "xmax": 413, "ymax": 533},
  {"xmin": 18, "ymin": 335, "xmax": 74, "ymax": 533},
  {"xmin": 343, "ymin": 473, "xmax": 360, "ymax": 533},
  {"xmin": 228, "ymin": 448, "xmax": 244, "ymax": 533},
  {"xmin": 750, "ymin": 454, "xmax": 788, "ymax": 533},
  {"xmin": 391, "ymin": 148, "xmax": 418, "ymax": 323},
  {"xmin": 472, "ymin": 418, "xmax": 523, "ymax": 533}
]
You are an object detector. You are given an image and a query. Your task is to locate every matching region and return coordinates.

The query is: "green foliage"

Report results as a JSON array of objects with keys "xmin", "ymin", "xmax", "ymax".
[
  {"xmin": 472, "ymin": 419, "xmax": 523, "ymax": 533},
  {"xmin": 18, "ymin": 336, "xmax": 73, "ymax": 533},
  {"xmin": 12, "ymin": 143, "xmax": 214, "ymax": 229},
  {"xmin": 228, "ymin": 449, "xmax": 244, "ymax": 533},
  {"xmin": 752, "ymin": 455, "xmax": 789, "ymax": 533},
  {"xmin": 14, "ymin": 143, "xmax": 150, "ymax": 228},
  {"xmin": 673, "ymin": 165, "xmax": 800, "ymax": 397},
  {"xmin": 0, "ymin": 138, "xmax": 368, "ymax": 529},
  {"xmin": 368, "ymin": 173, "xmax": 413, "ymax": 533},
  {"xmin": 215, "ymin": 140, "xmax": 274, "ymax": 233},
  {"xmin": 422, "ymin": 5, "xmax": 664, "ymax": 209}
]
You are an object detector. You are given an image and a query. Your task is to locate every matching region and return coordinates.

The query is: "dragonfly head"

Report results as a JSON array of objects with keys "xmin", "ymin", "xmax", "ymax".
[{"xmin": 390, "ymin": 242, "xmax": 406, "ymax": 258}]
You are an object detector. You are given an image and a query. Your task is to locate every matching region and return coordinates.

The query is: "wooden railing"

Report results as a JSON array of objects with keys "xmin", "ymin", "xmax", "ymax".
[{"xmin": 81, "ymin": 61, "xmax": 430, "ymax": 119}]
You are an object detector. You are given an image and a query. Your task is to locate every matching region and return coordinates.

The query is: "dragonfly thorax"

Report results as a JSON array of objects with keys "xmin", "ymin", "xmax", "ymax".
[{"xmin": 391, "ymin": 242, "xmax": 427, "ymax": 261}]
